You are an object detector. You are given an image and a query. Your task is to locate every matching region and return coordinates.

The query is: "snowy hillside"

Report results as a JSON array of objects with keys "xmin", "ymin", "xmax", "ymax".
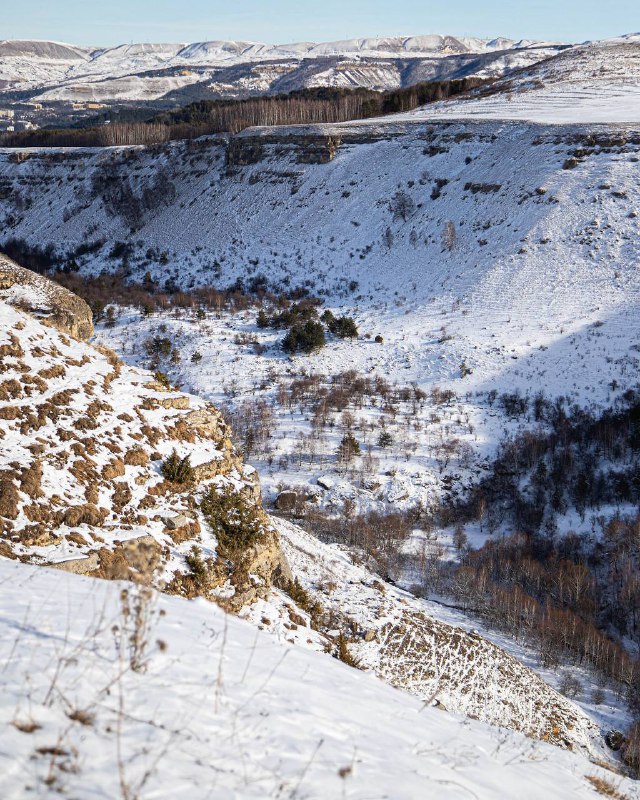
[
  {"xmin": 3, "ymin": 114, "xmax": 639, "ymax": 516},
  {"xmin": 1, "ymin": 263, "xmax": 615, "ymax": 761},
  {"xmin": 0, "ymin": 39, "xmax": 89, "ymax": 91},
  {"xmin": 1, "ymin": 557, "xmax": 634, "ymax": 799},
  {"xmin": 0, "ymin": 35, "xmax": 565, "ymax": 103},
  {"xmin": 412, "ymin": 35, "xmax": 640, "ymax": 122},
  {"xmin": 4, "ymin": 28, "xmax": 640, "ymax": 799},
  {"xmin": 248, "ymin": 517, "xmax": 605, "ymax": 752},
  {"xmin": 0, "ymin": 258, "xmax": 291, "ymax": 610}
]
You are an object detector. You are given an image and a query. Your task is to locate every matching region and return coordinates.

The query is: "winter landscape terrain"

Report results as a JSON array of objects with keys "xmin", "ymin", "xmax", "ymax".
[
  {"xmin": 4, "ymin": 558, "xmax": 635, "ymax": 800},
  {"xmin": 2, "ymin": 26, "xmax": 640, "ymax": 799},
  {"xmin": 0, "ymin": 35, "xmax": 565, "ymax": 104}
]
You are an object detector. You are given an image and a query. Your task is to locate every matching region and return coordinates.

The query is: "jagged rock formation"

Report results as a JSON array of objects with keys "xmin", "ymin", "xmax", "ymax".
[{"xmin": 0, "ymin": 268, "xmax": 289, "ymax": 607}]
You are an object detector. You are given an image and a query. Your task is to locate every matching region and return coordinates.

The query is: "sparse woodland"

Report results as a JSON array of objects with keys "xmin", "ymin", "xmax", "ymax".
[{"xmin": 0, "ymin": 78, "xmax": 486, "ymax": 148}]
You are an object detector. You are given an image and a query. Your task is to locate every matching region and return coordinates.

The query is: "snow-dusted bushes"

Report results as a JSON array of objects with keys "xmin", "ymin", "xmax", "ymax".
[
  {"xmin": 200, "ymin": 487, "xmax": 264, "ymax": 560},
  {"xmin": 282, "ymin": 320, "xmax": 325, "ymax": 354},
  {"xmin": 160, "ymin": 450, "xmax": 193, "ymax": 485}
]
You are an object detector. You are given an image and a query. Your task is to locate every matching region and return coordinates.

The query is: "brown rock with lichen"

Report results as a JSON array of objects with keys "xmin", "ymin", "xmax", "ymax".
[{"xmin": 0, "ymin": 477, "xmax": 19, "ymax": 519}]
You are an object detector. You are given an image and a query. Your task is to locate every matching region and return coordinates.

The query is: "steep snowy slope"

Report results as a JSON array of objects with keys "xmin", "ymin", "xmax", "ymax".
[
  {"xmin": 2, "ymin": 117, "xmax": 638, "ymax": 413},
  {"xmin": 0, "ymin": 258, "xmax": 610, "ymax": 759},
  {"xmin": 0, "ymin": 35, "xmax": 565, "ymax": 102},
  {"xmin": 1, "ymin": 558, "xmax": 634, "ymax": 799},
  {"xmin": 246, "ymin": 517, "xmax": 604, "ymax": 753},
  {"xmin": 0, "ymin": 258, "xmax": 288, "ymax": 607}
]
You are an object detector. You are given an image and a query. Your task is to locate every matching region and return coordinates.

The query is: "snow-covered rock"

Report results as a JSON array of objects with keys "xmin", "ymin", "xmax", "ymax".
[{"xmin": 0, "ymin": 267, "xmax": 288, "ymax": 608}]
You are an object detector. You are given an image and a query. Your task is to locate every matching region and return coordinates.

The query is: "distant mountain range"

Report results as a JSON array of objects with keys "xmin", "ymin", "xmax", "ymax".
[{"xmin": 0, "ymin": 35, "xmax": 568, "ymax": 106}]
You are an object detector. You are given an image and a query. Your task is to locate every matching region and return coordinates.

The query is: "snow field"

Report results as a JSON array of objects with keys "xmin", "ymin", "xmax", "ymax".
[{"xmin": 1, "ymin": 558, "xmax": 634, "ymax": 799}]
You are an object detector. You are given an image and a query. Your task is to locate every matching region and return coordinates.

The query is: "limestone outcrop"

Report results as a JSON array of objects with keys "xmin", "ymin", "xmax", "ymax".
[
  {"xmin": 0, "ymin": 253, "xmax": 93, "ymax": 340},
  {"xmin": 0, "ymin": 272, "xmax": 289, "ymax": 609}
]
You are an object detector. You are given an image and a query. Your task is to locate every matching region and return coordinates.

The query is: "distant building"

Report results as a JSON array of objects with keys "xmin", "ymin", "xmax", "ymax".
[
  {"xmin": 0, "ymin": 109, "xmax": 15, "ymax": 119},
  {"xmin": 71, "ymin": 102, "xmax": 107, "ymax": 110}
]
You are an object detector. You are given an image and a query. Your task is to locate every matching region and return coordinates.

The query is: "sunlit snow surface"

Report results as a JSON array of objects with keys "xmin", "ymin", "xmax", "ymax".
[
  {"xmin": 408, "ymin": 36, "xmax": 640, "ymax": 123},
  {"xmin": 0, "ymin": 558, "xmax": 635, "ymax": 799}
]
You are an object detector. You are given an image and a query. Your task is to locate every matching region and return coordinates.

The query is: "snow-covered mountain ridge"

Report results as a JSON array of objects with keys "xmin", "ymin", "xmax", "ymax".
[
  {"xmin": 412, "ymin": 35, "xmax": 640, "ymax": 122},
  {"xmin": 0, "ymin": 33, "xmax": 559, "ymax": 76},
  {"xmin": 0, "ymin": 34, "xmax": 567, "ymax": 104}
]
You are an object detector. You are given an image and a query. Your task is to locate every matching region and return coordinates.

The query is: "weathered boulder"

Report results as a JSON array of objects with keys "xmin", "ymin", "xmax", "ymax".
[
  {"xmin": 275, "ymin": 491, "xmax": 298, "ymax": 512},
  {"xmin": 164, "ymin": 514, "xmax": 190, "ymax": 531},
  {"xmin": 228, "ymin": 525, "xmax": 293, "ymax": 611}
]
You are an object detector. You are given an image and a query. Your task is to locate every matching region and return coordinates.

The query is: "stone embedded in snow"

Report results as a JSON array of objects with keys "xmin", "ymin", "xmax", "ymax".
[{"xmin": 163, "ymin": 514, "xmax": 190, "ymax": 530}]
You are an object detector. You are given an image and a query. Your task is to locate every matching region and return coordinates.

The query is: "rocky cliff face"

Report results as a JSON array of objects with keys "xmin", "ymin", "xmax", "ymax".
[
  {"xmin": 4, "ymin": 117, "xmax": 639, "ymax": 315},
  {"xmin": 0, "ymin": 254, "xmax": 94, "ymax": 340},
  {"xmin": 0, "ymin": 266, "xmax": 289, "ymax": 608}
]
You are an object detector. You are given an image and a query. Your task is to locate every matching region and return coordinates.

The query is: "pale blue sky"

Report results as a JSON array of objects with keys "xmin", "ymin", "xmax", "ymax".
[{"xmin": 3, "ymin": 0, "xmax": 638, "ymax": 47}]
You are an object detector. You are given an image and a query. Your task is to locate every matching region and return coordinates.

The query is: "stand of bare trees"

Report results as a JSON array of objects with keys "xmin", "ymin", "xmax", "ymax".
[
  {"xmin": 0, "ymin": 78, "xmax": 487, "ymax": 149},
  {"xmin": 439, "ymin": 529, "xmax": 639, "ymax": 700}
]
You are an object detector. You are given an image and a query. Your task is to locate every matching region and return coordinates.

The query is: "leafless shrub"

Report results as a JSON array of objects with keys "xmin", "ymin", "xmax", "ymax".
[
  {"xmin": 390, "ymin": 190, "xmax": 415, "ymax": 222},
  {"xmin": 442, "ymin": 220, "xmax": 457, "ymax": 251}
]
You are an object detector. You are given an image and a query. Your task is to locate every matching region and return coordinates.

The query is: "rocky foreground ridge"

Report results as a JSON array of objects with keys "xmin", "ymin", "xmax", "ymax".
[
  {"xmin": 0, "ymin": 256, "xmax": 290, "ymax": 608},
  {"xmin": 0, "ymin": 254, "xmax": 94, "ymax": 340}
]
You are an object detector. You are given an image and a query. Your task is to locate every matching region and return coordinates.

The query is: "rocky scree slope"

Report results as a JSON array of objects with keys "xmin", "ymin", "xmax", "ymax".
[
  {"xmin": 0, "ymin": 259, "xmax": 289, "ymax": 608},
  {"xmin": 245, "ymin": 518, "xmax": 603, "ymax": 756}
]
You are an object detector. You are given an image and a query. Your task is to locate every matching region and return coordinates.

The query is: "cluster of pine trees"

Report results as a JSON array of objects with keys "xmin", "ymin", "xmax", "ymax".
[{"xmin": 257, "ymin": 301, "xmax": 358, "ymax": 354}]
